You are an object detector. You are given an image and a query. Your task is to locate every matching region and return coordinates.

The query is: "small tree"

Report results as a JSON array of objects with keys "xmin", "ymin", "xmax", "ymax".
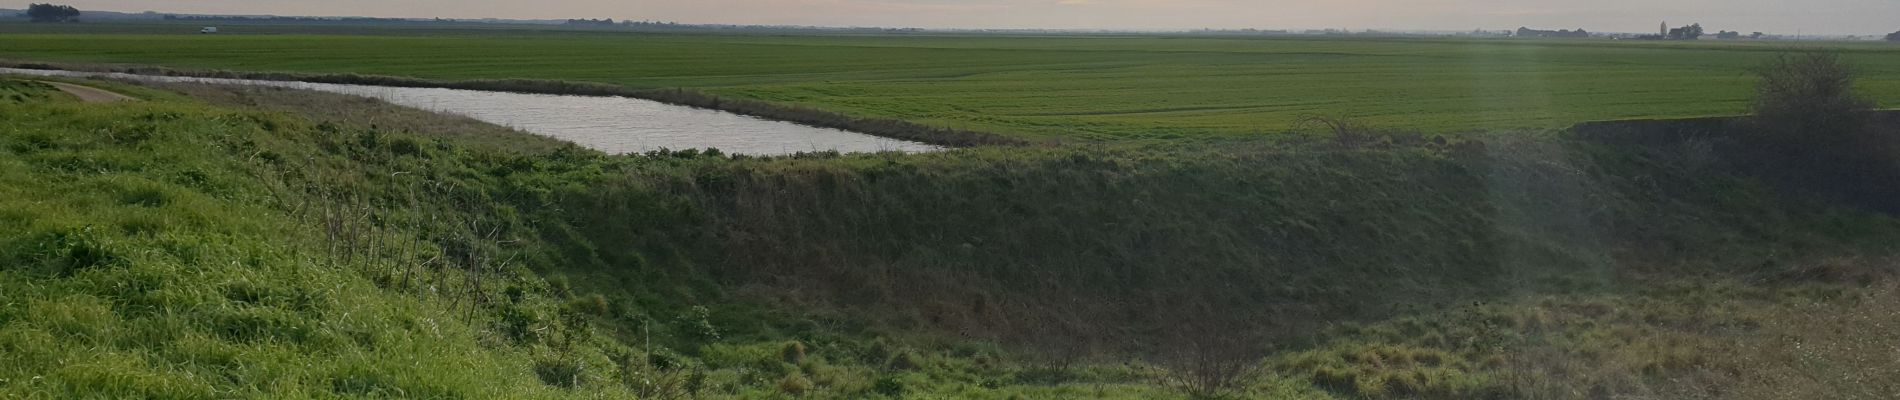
[
  {"xmin": 26, "ymin": 3, "xmax": 80, "ymax": 22},
  {"xmin": 1743, "ymin": 51, "xmax": 1898, "ymax": 212},
  {"xmin": 1749, "ymin": 52, "xmax": 1876, "ymax": 142}
]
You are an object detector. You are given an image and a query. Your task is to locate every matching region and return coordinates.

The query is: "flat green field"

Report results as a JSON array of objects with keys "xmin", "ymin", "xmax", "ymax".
[{"xmin": 3, "ymin": 24, "xmax": 1898, "ymax": 139}]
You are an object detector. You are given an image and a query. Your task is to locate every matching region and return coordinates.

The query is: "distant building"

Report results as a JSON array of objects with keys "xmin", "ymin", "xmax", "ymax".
[{"xmin": 1665, "ymin": 23, "xmax": 1704, "ymax": 40}]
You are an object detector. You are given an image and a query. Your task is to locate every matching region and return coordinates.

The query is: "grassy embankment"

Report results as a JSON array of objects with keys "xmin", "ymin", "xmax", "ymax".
[
  {"xmin": 3, "ymin": 29, "xmax": 1899, "ymax": 141},
  {"xmin": 0, "ymin": 60, "xmax": 1021, "ymax": 148},
  {"xmin": 0, "ymin": 79, "xmax": 60, "ymax": 102},
  {"xmin": 3, "ymin": 76, "xmax": 1899, "ymax": 398},
  {"xmin": 0, "ymin": 79, "xmax": 607, "ymax": 398}
]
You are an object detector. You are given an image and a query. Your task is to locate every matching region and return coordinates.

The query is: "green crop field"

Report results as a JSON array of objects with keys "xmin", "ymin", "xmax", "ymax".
[{"xmin": 3, "ymin": 24, "xmax": 1898, "ymax": 140}]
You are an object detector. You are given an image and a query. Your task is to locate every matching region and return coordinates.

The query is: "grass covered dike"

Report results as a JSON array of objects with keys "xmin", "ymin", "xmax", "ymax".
[
  {"xmin": 0, "ymin": 60, "xmax": 1028, "ymax": 148},
  {"xmin": 4, "ymin": 58, "xmax": 1900, "ymax": 399}
]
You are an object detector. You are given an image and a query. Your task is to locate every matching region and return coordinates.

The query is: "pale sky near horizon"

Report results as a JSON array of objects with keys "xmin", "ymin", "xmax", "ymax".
[{"xmin": 39, "ymin": 0, "xmax": 1900, "ymax": 35}]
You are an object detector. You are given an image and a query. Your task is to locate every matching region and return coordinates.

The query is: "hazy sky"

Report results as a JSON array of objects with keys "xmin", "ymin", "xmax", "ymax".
[{"xmin": 47, "ymin": 0, "xmax": 1900, "ymax": 35}]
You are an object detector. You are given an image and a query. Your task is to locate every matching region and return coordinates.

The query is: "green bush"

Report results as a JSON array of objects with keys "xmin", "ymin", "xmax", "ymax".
[
  {"xmin": 777, "ymin": 372, "xmax": 814, "ymax": 396},
  {"xmin": 1739, "ymin": 52, "xmax": 1900, "ymax": 212},
  {"xmin": 887, "ymin": 351, "xmax": 924, "ymax": 371},
  {"xmin": 566, "ymin": 294, "xmax": 611, "ymax": 316},
  {"xmin": 534, "ymin": 357, "xmax": 587, "ymax": 388},
  {"xmin": 781, "ymin": 341, "xmax": 808, "ymax": 365},
  {"xmin": 1750, "ymin": 52, "xmax": 1877, "ymax": 140},
  {"xmin": 872, "ymin": 375, "xmax": 905, "ymax": 397}
]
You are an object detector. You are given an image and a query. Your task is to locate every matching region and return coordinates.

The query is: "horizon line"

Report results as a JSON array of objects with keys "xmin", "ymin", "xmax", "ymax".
[{"xmin": 9, "ymin": 6, "xmax": 1891, "ymax": 37}]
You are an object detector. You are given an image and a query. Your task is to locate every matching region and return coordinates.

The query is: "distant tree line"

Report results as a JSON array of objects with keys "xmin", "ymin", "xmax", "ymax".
[
  {"xmin": 1506, "ymin": 22, "xmax": 1751, "ymax": 41},
  {"xmin": 161, "ymin": 15, "xmax": 430, "ymax": 23},
  {"xmin": 1515, "ymin": 27, "xmax": 1589, "ymax": 38},
  {"xmin": 613, "ymin": 20, "xmax": 922, "ymax": 34},
  {"xmin": 563, "ymin": 18, "xmax": 617, "ymax": 26},
  {"xmin": 1713, "ymin": 30, "xmax": 1764, "ymax": 40},
  {"xmin": 26, "ymin": 3, "xmax": 80, "ymax": 22}
]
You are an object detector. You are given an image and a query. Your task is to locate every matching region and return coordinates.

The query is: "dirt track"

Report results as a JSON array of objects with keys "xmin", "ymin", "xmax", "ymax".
[{"xmin": 42, "ymin": 81, "xmax": 135, "ymax": 103}]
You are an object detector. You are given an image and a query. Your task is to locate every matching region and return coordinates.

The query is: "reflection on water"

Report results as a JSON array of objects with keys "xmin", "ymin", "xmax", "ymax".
[{"xmin": 1, "ymin": 68, "xmax": 941, "ymax": 156}]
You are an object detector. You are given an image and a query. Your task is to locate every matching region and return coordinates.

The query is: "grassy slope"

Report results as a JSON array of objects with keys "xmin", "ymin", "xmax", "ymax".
[
  {"xmin": 4, "ymin": 78, "xmax": 1899, "ymax": 399},
  {"xmin": 0, "ymin": 79, "xmax": 1191, "ymax": 399},
  {"xmin": 140, "ymin": 81, "xmax": 574, "ymax": 154},
  {"xmin": 3, "ymin": 27, "xmax": 1899, "ymax": 139},
  {"xmin": 0, "ymin": 79, "xmax": 596, "ymax": 398},
  {"xmin": 0, "ymin": 79, "xmax": 62, "ymax": 102}
]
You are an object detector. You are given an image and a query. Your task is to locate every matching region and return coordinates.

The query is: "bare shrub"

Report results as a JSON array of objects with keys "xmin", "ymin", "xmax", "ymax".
[
  {"xmin": 1011, "ymin": 306, "xmax": 1096, "ymax": 380},
  {"xmin": 620, "ymin": 350, "xmax": 697, "ymax": 400},
  {"xmin": 1158, "ymin": 326, "xmax": 1264, "ymax": 398},
  {"xmin": 1741, "ymin": 52, "xmax": 1900, "ymax": 211},
  {"xmin": 1300, "ymin": 116, "xmax": 1377, "ymax": 147},
  {"xmin": 1749, "ymin": 52, "xmax": 1880, "ymax": 152},
  {"xmin": 1154, "ymin": 302, "xmax": 1269, "ymax": 399},
  {"xmin": 1295, "ymin": 116, "xmax": 1443, "ymax": 150}
]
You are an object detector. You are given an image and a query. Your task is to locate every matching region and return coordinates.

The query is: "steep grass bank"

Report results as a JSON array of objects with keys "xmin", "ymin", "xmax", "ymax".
[
  {"xmin": 4, "ymin": 78, "xmax": 1898, "ymax": 398},
  {"xmin": 0, "ymin": 81, "xmax": 1176, "ymax": 399},
  {"xmin": 0, "ymin": 79, "xmax": 60, "ymax": 103},
  {"xmin": 556, "ymin": 132, "xmax": 1897, "ymax": 351},
  {"xmin": 141, "ymin": 80, "xmax": 573, "ymax": 154},
  {"xmin": 0, "ymin": 80, "xmax": 611, "ymax": 398},
  {"xmin": 247, "ymin": 89, "xmax": 1896, "ymax": 397}
]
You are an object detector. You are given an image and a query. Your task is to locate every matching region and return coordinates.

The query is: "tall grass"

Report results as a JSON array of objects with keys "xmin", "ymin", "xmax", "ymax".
[{"xmin": 0, "ymin": 96, "xmax": 601, "ymax": 398}]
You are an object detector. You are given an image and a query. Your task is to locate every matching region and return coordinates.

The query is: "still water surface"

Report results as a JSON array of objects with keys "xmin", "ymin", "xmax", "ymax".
[{"xmin": 1, "ymin": 68, "xmax": 941, "ymax": 155}]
